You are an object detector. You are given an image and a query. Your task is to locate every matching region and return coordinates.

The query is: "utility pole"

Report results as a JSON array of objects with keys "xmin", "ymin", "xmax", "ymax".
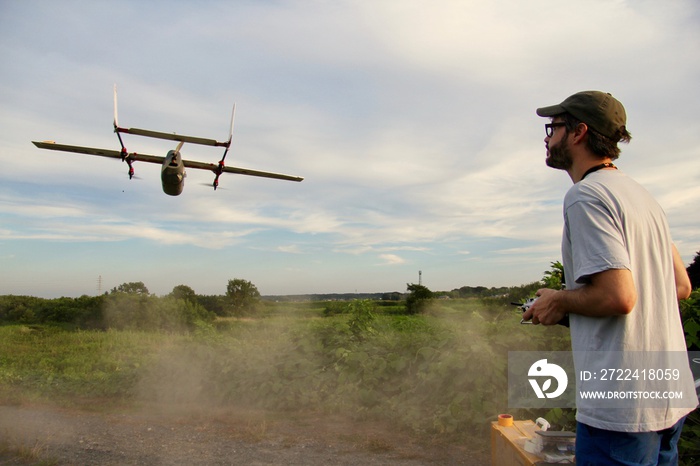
[
  {"xmin": 418, "ymin": 270, "xmax": 422, "ymax": 286},
  {"xmin": 97, "ymin": 275, "xmax": 102, "ymax": 295}
]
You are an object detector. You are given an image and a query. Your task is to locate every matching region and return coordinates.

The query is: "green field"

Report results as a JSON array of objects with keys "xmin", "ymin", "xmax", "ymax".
[
  {"xmin": 0, "ymin": 298, "xmax": 570, "ymax": 442},
  {"xmin": 3, "ymin": 291, "xmax": 700, "ymax": 464}
]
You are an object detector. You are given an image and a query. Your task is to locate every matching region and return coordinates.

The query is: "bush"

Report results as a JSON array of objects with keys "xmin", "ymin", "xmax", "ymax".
[
  {"xmin": 682, "ymin": 289, "xmax": 700, "ymax": 351},
  {"xmin": 103, "ymin": 294, "xmax": 214, "ymax": 332},
  {"xmin": 680, "ymin": 289, "xmax": 700, "ymax": 465},
  {"xmin": 405, "ymin": 284, "xmax": 433, "ymax": 315},
  {"xmin": 322, "ymin": 301, "xmax": 348, "ymax": 317},
  {"xmin": 0, "ymin": 295, "xmax": 103, "ymax": 328},
  {"xmin": 347, "ymin": 299, "xmax": 376, "ymax": 341}
]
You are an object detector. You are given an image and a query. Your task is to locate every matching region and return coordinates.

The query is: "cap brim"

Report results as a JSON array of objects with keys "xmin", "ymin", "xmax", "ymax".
[{"xmin": 536, "ymin": 104, "xmax": 565, "ymax": 117}]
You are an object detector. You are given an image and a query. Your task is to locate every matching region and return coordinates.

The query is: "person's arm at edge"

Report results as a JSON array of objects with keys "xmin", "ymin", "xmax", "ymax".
[
  {"xmin": 523, "ymin": 268, "xmax": 637, "ymax": 326},
  {"xmin": 673, "ymin": 244, "xmax": 692, "ymax": 300}
]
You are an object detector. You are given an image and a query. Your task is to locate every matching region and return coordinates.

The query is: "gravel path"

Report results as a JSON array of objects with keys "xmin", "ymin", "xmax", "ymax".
[{"xmin": 0, "ymin": 404, "xmax": 489, "ymax": 465}]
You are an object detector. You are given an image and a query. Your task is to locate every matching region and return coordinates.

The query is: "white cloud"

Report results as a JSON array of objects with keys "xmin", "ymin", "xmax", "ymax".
[
  {"xmin": 1, "ymin": 0, "xmax": 699, "ymax": 296},
  {"xmin": 377, "ymin": 254, "xmax": 406, "ymax": 266},
  {"xmin": 277, "ymin": 245, "xmax": 303, "ymax": 254}
]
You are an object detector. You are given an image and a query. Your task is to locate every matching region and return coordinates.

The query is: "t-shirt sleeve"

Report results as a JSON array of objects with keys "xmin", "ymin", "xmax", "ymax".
[{"xmin": 565, "ymin": 197, "xmax": 631, "ymax": 284}]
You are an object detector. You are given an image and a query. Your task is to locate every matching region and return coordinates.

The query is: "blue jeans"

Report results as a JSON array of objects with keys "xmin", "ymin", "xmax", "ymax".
[{"xmin": 576, "ymin": 418, "xmax": 685, "ymax": 466}]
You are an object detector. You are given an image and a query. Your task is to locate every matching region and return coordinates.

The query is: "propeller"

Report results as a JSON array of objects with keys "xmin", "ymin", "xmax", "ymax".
[{"xmin": 198, "ymin": 182, "xmax": 226, "ymax": 190}]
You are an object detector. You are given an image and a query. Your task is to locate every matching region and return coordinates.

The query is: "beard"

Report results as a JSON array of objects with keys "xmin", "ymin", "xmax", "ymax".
[{"xmin": 546, "ymin": 135, "xmax": 573, "ymax": 170}]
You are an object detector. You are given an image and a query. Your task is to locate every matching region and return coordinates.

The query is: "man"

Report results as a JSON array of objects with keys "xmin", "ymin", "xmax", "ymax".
[{"xmin": 524, "ymin": 90, "xmax": 696, "ymax": 465}]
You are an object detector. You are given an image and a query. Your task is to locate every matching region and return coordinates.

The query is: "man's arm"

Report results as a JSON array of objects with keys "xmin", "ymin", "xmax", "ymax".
[
  {"xmin": 673, "ymin": 244, "xmax": 692, "ymax": 300},
  {"xmin": 523, "ymin": 268, "xmax": 637, "ymax": 326}
]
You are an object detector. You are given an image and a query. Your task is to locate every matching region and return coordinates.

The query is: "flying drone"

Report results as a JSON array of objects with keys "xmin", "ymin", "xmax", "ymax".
[{"xmin": 32, "ymin": 86, "xmax": 304, "ymax": 196}]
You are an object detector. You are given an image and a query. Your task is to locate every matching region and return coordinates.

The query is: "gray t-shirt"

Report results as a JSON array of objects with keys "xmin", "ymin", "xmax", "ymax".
[{"xmin": 562, "ymin": 169, "xmax": 697, "ymax": 431}]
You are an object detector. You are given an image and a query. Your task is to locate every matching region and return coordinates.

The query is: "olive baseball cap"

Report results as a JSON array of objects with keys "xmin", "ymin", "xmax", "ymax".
[{"xmin": 536, "ymin": 90, "xmax": 626, "ymax": 139}]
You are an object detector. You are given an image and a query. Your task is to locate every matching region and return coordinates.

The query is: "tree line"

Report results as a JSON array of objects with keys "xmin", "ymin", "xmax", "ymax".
[
  {"xmin": 0, "ymin": 278, "xmax": 262, "ymax": 331},
  {"xmin": 0, "ymin": 277, "xmax": 534, "ymax": 330},
  {"xmin": 1, "ymin": 252, "xmax": 697, "ymax": 331}
]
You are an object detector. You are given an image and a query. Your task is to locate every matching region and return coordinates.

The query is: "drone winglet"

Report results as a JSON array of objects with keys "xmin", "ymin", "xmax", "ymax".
[
  {"xmin": 113, "ymin": 84, "xmax": 119, "ymax": 128},
  {"xmin": 209, "ymin": 103, "xmax": 237, "ymax": 190},
  {"xmin": 228, "ymin": 103, "xmax": 235, "ymax": 146}
]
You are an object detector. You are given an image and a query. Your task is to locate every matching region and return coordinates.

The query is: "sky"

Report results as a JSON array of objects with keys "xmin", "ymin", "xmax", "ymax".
[{"xmin": 1, "ymin": 0, "xmax": 699, "ymax": 298}]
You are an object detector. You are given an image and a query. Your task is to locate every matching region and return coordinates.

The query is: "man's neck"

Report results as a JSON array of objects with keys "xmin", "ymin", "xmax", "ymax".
[{"xmin": 570, "ymin": 158, "xmax": 615, "ymax": 183}]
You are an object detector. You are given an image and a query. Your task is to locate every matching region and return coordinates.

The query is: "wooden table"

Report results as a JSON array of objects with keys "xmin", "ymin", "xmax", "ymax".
[{"xmin": 491, "ymin": 419, "xmax": 542, "ymax": 465}]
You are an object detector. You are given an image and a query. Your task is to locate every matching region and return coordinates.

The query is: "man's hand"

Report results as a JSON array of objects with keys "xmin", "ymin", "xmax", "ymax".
[
  {"xmin": 522, "ymin": 268, "xmax": 636, "ymax": 325},
  {"xmin": 522, "ymin": 288, "xmax": 566, "ymax": 325}
]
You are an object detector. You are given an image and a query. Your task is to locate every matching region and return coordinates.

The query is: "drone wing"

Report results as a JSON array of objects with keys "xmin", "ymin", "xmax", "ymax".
[
  {"xmin": 32, "ymin": 141, "xmax": 165, "ymax": 165},
  {"xmin": 183, "ymin": 158, "xmax": 304, "ymax": 182},
  {"xmin": 32, "ymin": 141, "xmax": 304, "ymax": 183}
]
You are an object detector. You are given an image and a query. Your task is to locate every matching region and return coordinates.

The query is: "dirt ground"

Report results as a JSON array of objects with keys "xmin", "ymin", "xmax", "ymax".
[{"xmin": 0, "ymin": 402, "xmax": 491, "ymax": 465}]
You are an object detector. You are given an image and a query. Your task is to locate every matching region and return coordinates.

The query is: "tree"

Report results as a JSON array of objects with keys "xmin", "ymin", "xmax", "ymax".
[
  {"xmin": 542, "ymin": 261, "xmax": 565, "ymax": 290},
  {"xmin": 225, "ymin": 279, "xmax": 261, "ymax": 316},
  {"xmin": 687, "ymin": 251, "xmax": 700, "ymax": 291},
  {"xmin": 170, "ymin": 284, "xmax": 197, "ymax": 303},
  {"xmin": 405, "ymin": 283, "xmax": 433, "ymax": 315},
  {"xmin": 111, "ymin": 281, "xmax": 149, "ymax": 295}
]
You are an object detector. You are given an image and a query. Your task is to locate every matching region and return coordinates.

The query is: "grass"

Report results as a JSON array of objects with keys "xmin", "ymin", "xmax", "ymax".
[
  {"xmin": 0, "ymin": 326, "xmax": 175, "ymax": 402},
  {"xmin": 0, "ymin": 299, "xmax": 571, "ymax": 441},
  {"xmin": 0, "ymin": 435, "xmax": 57, "ymax": 466}
]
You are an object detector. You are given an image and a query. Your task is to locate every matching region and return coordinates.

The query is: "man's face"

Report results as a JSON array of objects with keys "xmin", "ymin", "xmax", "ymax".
[{"xmin": 545, "ymin": 119, "xmax": 572, "ymax": 170}]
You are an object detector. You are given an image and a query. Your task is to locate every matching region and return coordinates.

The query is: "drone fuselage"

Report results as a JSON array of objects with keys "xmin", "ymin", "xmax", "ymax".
[{"xmin": 161, "ymin": 150, "xmax": 186, "ymax": 196}]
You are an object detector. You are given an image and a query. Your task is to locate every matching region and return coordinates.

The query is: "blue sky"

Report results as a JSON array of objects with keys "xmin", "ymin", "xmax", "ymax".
[{"xmin": 1, "ymin": 1, "xmax": 699, "ymax": 298}]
